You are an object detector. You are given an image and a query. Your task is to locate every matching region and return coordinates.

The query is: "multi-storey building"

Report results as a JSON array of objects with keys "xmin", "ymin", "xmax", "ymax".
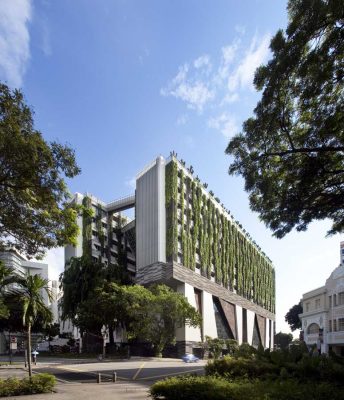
[
  {"xmin": 299, "ymin": 241, "xmax": 344, "ymax": 355},
  {"xmin": 65, "ymin": 154, "xmax": 276, "ymax": 354}
]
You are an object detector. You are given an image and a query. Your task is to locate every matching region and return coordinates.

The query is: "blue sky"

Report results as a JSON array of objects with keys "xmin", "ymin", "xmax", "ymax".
[{"xmin": 0, "ymin": 0, "xmax": 342, "ymax": 334}]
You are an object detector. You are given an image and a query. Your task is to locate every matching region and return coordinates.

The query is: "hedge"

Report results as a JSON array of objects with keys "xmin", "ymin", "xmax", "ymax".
[
  {"xmin": 0, "ymin": 373, "xmax": 56, "ymax": 397},
  {"xmin": 150, "ymin": 375, "xmax": 344, "ymax": 400}
]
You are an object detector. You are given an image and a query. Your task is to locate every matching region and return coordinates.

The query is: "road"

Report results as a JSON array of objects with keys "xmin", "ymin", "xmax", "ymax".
[{"xmin": 34, "ymin": 358, "xmax": 206, "ymax": 385}]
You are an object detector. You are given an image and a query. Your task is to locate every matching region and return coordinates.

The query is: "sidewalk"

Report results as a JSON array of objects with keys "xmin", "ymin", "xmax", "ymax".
[{"xmin": 4, "ymin": 382, "xmax": 150, "ymax": 400}]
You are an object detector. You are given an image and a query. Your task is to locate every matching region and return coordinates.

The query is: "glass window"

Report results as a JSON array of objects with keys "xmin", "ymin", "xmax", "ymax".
[
  {"xmin": 338, "ymin": 292, "xmax": 344, "ymax": 306},
  {"xmin": 305, "ymin": 302, "xmax": 310, "ymax": 312},
  {"xmin": 329, "ymin": 320, "xmax": 332, "ymax": 332},
  {"xmin": 339, "ymin": 318, "xmax": 344, "ymax": 331},
  {"xmin": 315, "ymin": 299, "xmax": 320, "ymax": 309},
  {"xmin": 334, "ymin": 294, "xmax": 337, "ymax": 306},
  {"xmin": 307, "ymin": 323, "xmax": 319, "ymax": 334},
  {"xmin": 329, "ymin": 296, "xmax": 332, "ymax": 308},
  {"xmin": 334, "ymin": 319, "xmax": 337, "ymax": 332}
]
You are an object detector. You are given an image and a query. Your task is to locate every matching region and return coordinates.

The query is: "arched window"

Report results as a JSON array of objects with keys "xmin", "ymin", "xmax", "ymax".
[{"xmin": 307, "ymin": 323, "xmax": 320, "ymax": 334}]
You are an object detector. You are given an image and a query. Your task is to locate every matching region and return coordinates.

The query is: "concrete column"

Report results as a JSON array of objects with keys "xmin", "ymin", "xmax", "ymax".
[
  {"xmin": 236, "ymin": 305, "xmax": 243, "ymax": 344},
  {"xmin": 202, "ymin": 291, "xmax": 217, "ymax": 338},
  {"xmin": 247, "ymin": 310, "xmax": 255, "ymax": 346}
]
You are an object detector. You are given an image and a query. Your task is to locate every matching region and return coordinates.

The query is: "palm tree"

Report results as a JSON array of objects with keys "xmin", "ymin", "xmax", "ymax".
[
  {"xmin": 0, "ymin": 261, "xmax": 21, "ymax": 319},
  {"xmin": 17, "ymin": 274, "xmax": 53, "ymax": 377}
]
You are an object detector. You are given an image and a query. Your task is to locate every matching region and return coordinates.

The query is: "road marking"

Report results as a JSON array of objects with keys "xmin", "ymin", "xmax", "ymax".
[
  {"xmin": 132, "ymin": 362, "xmax": 145, "ymax": 380},
  {"xmin": 138, "ymin": 367, "xmax": 203, "ymax": 381}
]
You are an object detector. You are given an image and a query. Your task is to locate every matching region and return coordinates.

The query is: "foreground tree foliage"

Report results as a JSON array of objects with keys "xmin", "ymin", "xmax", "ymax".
[
  {"xmin": 285, "ymin": 302, "xmax": 303, "ymax": 331},
  {"xmin": 274, "ymin": 332, "xmax": 293, "ymax": 349},
  {"xmin": 0, "ymin": 83, "xmax": 81, "ymax": 258},
  {"xmin": 226, "ymin": 0, "xmax": 344, "ymax": 238},
  {"xmin": 60, "ymin": 257, "xmax": 201, "ymax": 355}
]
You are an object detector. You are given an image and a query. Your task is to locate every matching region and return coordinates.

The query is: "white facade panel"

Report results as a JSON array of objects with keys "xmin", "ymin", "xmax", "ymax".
[
  {"xmin": 202, "ymin": 291, "xmax": 217, "ymax": 338},
  {"xmin": 236, "ymin": 305, "xmax": 243, "ymax": 344},
  {"xmin": 176, "ymin": 283, "xmax": 202, "ymax": 342},
  {"xmin": 247, "ymin": 309, "xmax": 255, "ymax": 346},
  {"xmin": 136, "ymin": 157, "xmax": 166, "ymax": 269}
]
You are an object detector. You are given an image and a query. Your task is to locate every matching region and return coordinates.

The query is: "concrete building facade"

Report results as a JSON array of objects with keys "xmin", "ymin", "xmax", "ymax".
[
  {"xmin": 300, "ymin": 241, "xmax": 344, "ymax": 355},
  {"xmin": 65, "ymin": 154, "xmax": 276, "ymax": 354}
]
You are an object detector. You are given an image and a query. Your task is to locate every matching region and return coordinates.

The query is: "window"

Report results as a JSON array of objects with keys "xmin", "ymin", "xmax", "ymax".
[
  {"xmin": 338, "ymin": 292, "xmax": 344, "ymax": 306},
  {"xmin": 315, "ymin": 299, "xmax": 320, "ymax": 309},
  {"xmin": 334, "ymin": 319, "xmax": 337, "ymax": 332},
  {"xmin": 307, "ymin": 323, "xmax": 319, "ymax": 334},
  {"xmin": 305, "ymin": 302, "xmax": 310, "ymax": 312},
  {"xmin": 339, "ymin": 318, "xmax": 344, "ymax": 331},
  {"xmin": 329, "ymin": 296, "xmax": 332, "ymax": 308},
  {"xmin": 334, "ymin": 294, "xmax": 337, "ymax": 306},
  {"xmin": 329, "ymin": 320, "xmax": 332, "ymax": 332}
]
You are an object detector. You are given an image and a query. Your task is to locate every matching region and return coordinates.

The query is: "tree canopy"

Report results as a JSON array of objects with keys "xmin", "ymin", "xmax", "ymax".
[
  {"xmin": 0, "ymin": 83, "xmax": 81, "ymax": 257},
  {"xmin": 60, "ymin": 257, "xmax": 201, "ymax": 355},
  {"xmin": 285, "ymin": 302, "xmax": 303, "ymax": 331},
  {"xmin": 226, "ymin": 0, "xmax": 344, "ymax": 238}
]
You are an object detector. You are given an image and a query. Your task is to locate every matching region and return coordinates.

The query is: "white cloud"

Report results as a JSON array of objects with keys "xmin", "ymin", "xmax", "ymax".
[
  {"xmin": 227, "ymin": 34, "xmax": 270, "ymax": 92},
  {"xmin": 161, "ymin": 63, "xmax": 214, "ymax": 112},
  {"xmin": 235, "ymin": 25, "xmax": 246, "ymax": 35},
  {"xmin": 176, "ymin": 114, "xmax": 188, "ymax": 126},
  {"xmin": 125, "ymin": 177, "xmax": 136, "ymax": 190},
  {"xmin": 216, "ymin": 42, "xmax": 239, "ymax": 83},
  {"xmin": 208, "ymin": 113, "xmax": 239, "ymax": 138},
  {"xmin": 0, "ymin": 0, "xmax": 32, "ymax": 87},
  {"xmin": 193, "ymin": 54, "xmax": 211, "ymax": 70},
  {"xmin": 221, "ymin": 93, "xmax": 239, "ymax": 105},
  {"xmin": 161, "ymin": 33, "xmax": 270, "ymax": 114}
]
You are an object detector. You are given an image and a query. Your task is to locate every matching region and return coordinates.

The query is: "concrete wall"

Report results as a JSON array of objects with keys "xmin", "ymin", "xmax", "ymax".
[
  {"xmin": 247, "ymin": 309, "xmax": 255, "ymax": 345},
  {"xmin": 136, "ymin": 157, "xmax": 166, "ymax": 269},
  {"xmin": 202, "ymin": 291, "xmax": 217, "ymax": 338},
  {"xmin": 236, "ymin": 305, "xmax": 243, "ymax": 344}
]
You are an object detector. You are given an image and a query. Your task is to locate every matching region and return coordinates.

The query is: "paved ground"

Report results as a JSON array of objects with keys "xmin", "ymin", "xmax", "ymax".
[
  {"xmin": 0, "ymin": 357, "xmax": 206, "ymax": 399},
  {"xmin": 35, "ymin": 358, "xmax": 206, "ymax": 384}
]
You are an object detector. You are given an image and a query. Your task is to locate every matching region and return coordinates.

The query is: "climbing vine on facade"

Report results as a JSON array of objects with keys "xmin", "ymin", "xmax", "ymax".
[
  {"xmin": 82, "ymin": 196, "xmax": 93, "ymax": 258},
  {"xmin": 165, "ymin": 159, "xmax": 275, "ymax": 313}
]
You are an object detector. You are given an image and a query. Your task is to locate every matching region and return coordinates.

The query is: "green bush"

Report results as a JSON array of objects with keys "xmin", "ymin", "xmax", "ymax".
[
  {"xmin": 205, "ymin": 356, "xmax": 279, "ymax": 379},
  {"xmin": 150, "ymin": 376, "xmax": 344, "ymax": 400},
  {"xmin": 206, "ymin": 351, "xmax": 344, "ymax": 384},
  {"xmin": 0, "ymin": 373, "xmax": 56, "ymax": 397}
]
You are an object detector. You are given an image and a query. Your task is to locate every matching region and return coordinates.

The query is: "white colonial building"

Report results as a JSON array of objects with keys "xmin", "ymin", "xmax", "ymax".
[{"xmin": 300, "ymin": 241, "xmax": 344, "ymax": 355}]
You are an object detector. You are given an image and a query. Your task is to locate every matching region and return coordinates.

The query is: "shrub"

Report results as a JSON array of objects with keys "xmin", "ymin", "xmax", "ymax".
[
  {"xmin": 150, "ymin": 376, "xmax": 344, "ymax": 400},
  {"xmin": 150, "ymin": 376, "xmax": 245, "ymax": 400},
  {"xmin": 205, "ymin": 356, "xmax": 279, "ymax": 380},
  {"xmin": 0, "ymin": 373, "xmax": 56, "ymax": 397}
]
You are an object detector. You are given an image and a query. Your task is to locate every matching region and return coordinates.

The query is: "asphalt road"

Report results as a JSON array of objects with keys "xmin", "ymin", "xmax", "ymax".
[{"xmin": 34, "ymin": 359, "xmax": 206, "ymax": 385}]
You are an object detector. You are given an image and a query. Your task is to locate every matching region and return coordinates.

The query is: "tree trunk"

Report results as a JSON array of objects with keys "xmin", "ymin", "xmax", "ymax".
[
  {"xmin": 27, "ymin": 323, "xmax": 32, "ymax": 378},
  {"xmin": 109, "ymin": 324, "xmax": 114, "ymax": 345}
]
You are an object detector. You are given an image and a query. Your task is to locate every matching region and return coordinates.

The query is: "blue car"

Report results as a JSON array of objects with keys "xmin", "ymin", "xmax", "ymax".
[{"xmin": 182, "ymin": 354, "xmax": 199, "ymax": 363}]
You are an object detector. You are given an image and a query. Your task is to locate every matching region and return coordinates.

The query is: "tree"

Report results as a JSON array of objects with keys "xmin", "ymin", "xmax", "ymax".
[
  {"xmin": 127, "ymin": 284, "xmax": 202, "ymax": 357},
  {"xmin": 226, "ymin": 0, "xmax": 344, "ymax": 238},
  {"xmin": 274, "ymin": 332, "xmax": 293, "ymax": 350},
  {"xmin": 17, "ymin": 274, "xmax": 53, "ymax": 377},
  {"xmin": 285, "ymin": 302, "xmax": 303, "ymax": 331},
  {"xmin": 0, "ymin": 261, "xmax": 21, "ymax": 318},
  {"xmin": 59, "ymin": 256, "xmax": 105, "ymax": 325},
  {"xmin": 0, "ymin": 83, "xmax": 81, "ymax": 258}
]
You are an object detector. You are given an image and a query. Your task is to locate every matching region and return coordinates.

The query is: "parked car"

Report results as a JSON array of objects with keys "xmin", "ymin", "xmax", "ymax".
[{"xmin": 182, "ymin": 353, "xmax": 199, "ymax": 363}]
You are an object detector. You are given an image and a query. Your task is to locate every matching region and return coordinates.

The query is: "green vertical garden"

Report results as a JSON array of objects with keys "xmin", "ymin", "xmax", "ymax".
[{"xmin": 165, "ymin": 159, "xmax": 275, "ymax": 313}]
